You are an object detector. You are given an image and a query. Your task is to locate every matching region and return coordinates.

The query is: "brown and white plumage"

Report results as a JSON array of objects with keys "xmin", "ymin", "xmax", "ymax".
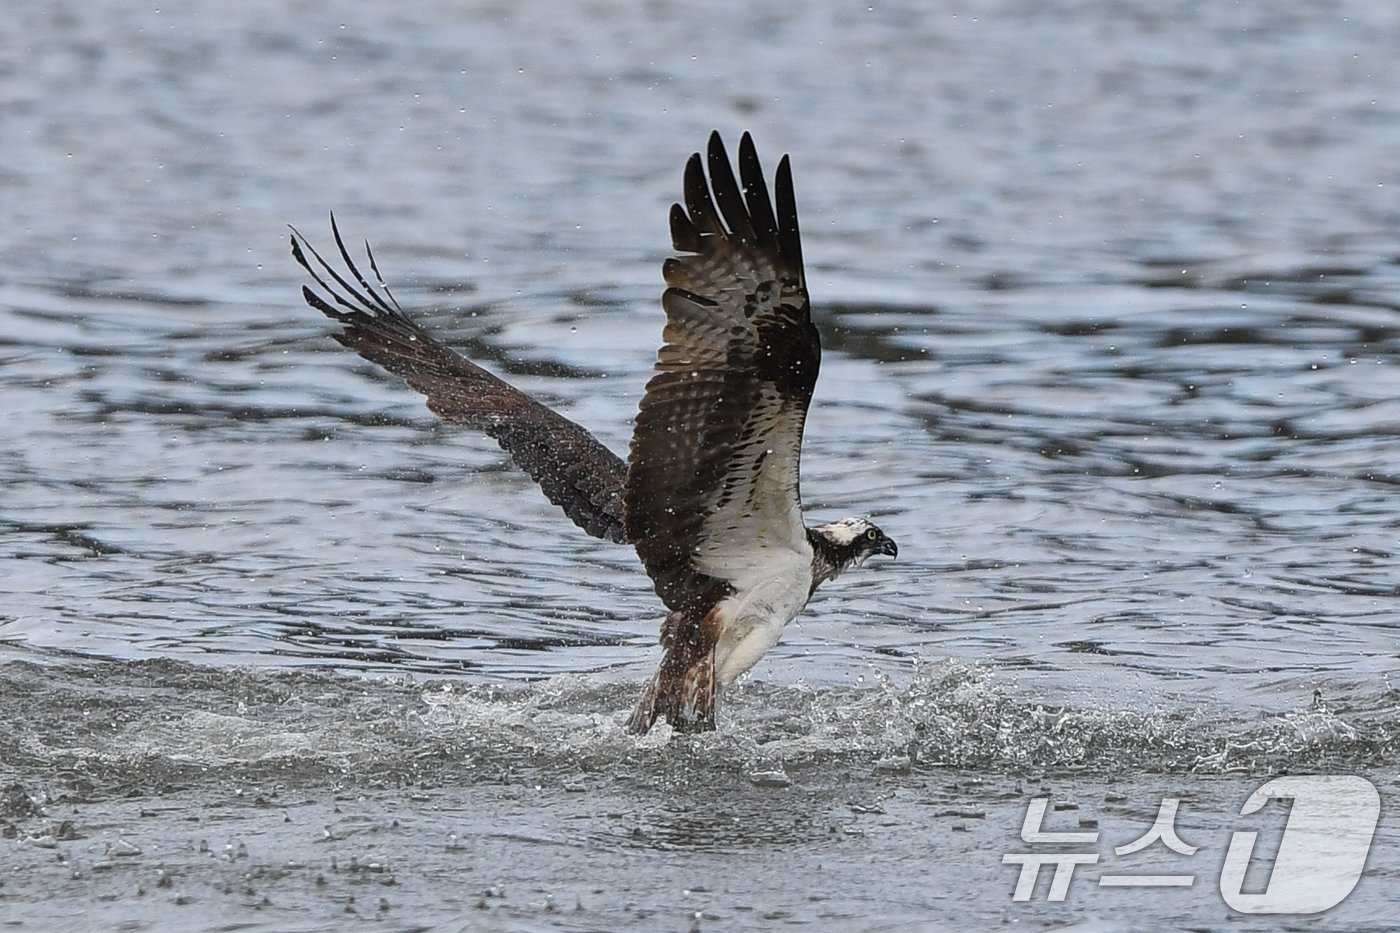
[
  {"xmin": 626, "ymin": 134, "xmax": 816, "ymax": 608},
  {"xmin": 291, "ymin": 132, "xmax": 896, "ymax": 735},
  {"xmin": 291, "ymin": 224, "xmax": 628, "ymax": 544}
]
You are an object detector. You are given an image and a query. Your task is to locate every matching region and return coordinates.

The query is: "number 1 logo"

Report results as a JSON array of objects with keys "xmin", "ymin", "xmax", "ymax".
[{"xmin": 1220, "ymin": 775, "xmax": 1380, "ymax": 914}]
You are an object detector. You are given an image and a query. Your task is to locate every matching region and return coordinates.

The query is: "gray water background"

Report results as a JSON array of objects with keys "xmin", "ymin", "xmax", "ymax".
[{"xmin": 4, "ymin": 0, "xmax": 1400, "ymax": 929}]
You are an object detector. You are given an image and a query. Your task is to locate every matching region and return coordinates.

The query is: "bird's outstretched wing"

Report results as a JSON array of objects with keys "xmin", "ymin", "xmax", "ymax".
[
  {"xmin": 291, "ymin": 219, "xmax": 628, "ymax": 544},
  {"xmin": 624, "ymin": 132, "xmax": 819, "ymax": 612}
]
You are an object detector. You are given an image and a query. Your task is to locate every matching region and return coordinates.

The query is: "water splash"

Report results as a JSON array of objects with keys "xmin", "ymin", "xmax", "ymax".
[{"xmin": 3, "ymin": 659, "xmax": 1388, "ymax": 798}]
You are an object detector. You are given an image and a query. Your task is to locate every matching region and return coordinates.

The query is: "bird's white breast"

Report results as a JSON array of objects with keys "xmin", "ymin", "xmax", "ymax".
[{"xmin": 709, "ymin": 542, "xmax": 814, "ymax": 686}]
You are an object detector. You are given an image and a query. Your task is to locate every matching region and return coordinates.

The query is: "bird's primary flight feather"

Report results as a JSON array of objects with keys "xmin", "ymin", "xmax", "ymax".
[{"xmin": 291, "ymin": 222, "xmax": 629, "ymax": 544}]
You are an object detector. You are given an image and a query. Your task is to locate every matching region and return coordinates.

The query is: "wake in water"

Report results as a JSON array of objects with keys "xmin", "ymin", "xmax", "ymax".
[
  {"xmin": 1, "ymin": 658, "xmax": 1386, "ymax": 794},
  {"xmin": 3, "ymin": 657, "xmax": 1392, "ymax": 931}
]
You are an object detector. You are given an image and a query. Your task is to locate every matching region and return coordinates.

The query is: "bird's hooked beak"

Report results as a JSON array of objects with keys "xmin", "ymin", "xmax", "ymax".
[{"xmin": 876, "ymin": 533, "xmax": 898, "ymax": 559}]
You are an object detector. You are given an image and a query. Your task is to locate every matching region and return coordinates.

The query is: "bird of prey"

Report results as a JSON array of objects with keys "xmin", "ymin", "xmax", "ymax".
[{"xmin": 290, "ymin": 132, "xmax": 897, "ymax": 734}]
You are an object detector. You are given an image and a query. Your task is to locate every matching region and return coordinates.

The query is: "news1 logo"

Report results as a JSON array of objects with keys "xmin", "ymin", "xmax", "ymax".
[{"xmin": 1004, "ymin": 774, "xmax": 1380, "ymax": 914}]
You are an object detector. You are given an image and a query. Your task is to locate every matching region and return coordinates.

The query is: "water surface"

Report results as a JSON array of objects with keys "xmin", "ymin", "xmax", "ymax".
[{"xmin": 4, "ymin": 0, "xmax": 1400, "ymax": 928}]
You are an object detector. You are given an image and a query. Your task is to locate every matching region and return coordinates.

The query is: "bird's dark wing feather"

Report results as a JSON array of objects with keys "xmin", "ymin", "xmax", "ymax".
[
  {"xmin": 291, "ymin": 219, "xmax": 628, "ymax": 544},
  {"xmin": 624, "ymin": 132, "xmax": 819, "ymax": 612}
]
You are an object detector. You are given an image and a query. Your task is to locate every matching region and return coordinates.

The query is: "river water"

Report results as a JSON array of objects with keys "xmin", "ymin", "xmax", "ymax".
[{"xmin": 4, "ymin": 0, "xmax": 1400, "ymax": 929}]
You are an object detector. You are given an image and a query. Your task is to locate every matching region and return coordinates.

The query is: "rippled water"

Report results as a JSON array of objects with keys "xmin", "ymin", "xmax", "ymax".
[{"xmin": 4, "ymin": 0, "xmax": 1400, "ymax": 929}]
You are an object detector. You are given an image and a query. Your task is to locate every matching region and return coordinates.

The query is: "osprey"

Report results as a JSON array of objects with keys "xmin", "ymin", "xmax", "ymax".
[{"xmin": 291, "ymin": 132, "xmax": 897, "ymax": 734}]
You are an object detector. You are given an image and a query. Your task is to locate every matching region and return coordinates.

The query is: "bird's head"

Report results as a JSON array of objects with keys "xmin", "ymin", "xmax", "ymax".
[{"xmin": 811, "ymin": 516, "xmax": 898, "ymax": 572}]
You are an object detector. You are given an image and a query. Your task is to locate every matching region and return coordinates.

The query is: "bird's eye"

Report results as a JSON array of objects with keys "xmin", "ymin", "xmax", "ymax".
[{"xmin": 865, "ymin": 529, "xmax": 878, "ymax": 540}]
